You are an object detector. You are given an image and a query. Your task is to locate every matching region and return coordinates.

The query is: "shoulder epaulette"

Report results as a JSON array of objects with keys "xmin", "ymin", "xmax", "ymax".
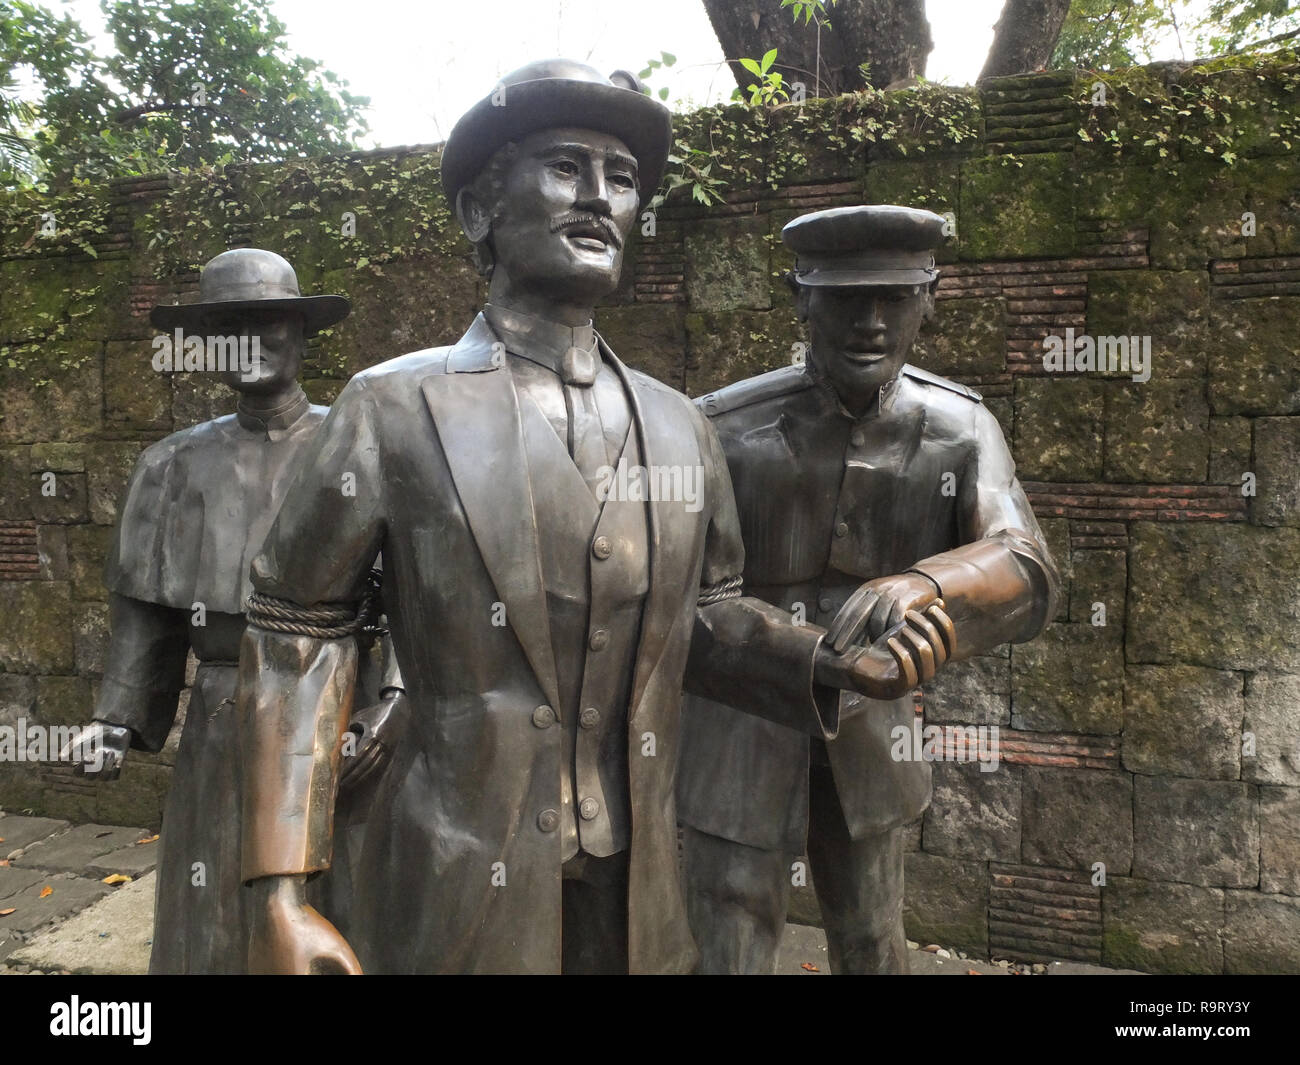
[
  {"xmin": 694, "ymin": 364, "xmax": 816, "ymax": 418},
  {"xmin": 901, "ymin": 364, "xmax": 983, "ymax": 401}
]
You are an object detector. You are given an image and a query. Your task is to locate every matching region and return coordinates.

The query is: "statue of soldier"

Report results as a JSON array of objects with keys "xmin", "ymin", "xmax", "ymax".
[
  {"xmin": 234, "ymin": 63, "xmax": 952, "ymax": 975},
  {"xmin": 677, "ymin": 205, "xmax": 1061, "ymax": 974},
  {"xmin": 62, "ymin": 249, "xmax": 400, "ymax": 972}
]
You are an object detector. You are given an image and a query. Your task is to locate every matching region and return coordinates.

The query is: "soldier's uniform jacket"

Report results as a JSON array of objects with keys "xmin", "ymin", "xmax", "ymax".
[
  {"xmin": 240, "ymin": 314, "xmax": 837, "ymax": 974},
  {"xmin": 677, "ymin": 363, "xmax": 1060, "ymax": 852}
]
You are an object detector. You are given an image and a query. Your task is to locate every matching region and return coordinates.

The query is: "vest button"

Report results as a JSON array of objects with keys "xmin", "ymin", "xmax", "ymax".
[
  {"xmin": 579, "ymin": 797, "xmax": 600, "ymax": 821},
  {"xmin": 592, "ymin": 535, "xmax": 613, "ymax": 560},
  {"xmin": 588, "ymin": 628, "xmax": 609, "ymax": 651},
  {"xmin": 531, "ymin": 704, "xmax": 556, "ymax": 728},
  {"xmin": 818, "ymin": 597, "xmax": 833, "ymax": 613},
  {"xmin": 835, "ymin": 521, "xmax": 849, "ymax": 538},
  {"xmin": 537, "ymin": 809, "xmax": 560, "ymax": 833},
  {"xmin": 850, "ymin": 431, "xmax": 865, "ymax": 448},
  {"xmin": 580, "ymin": 706, "xmax": 600, "ymax": 729}
]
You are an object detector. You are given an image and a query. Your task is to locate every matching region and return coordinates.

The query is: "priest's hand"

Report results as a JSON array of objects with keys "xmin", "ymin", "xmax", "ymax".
[
  {"xmin": 62, "ymin": 721, "xmax": 132, "ymax": 781},
  {"xmin": 339, "ymin": 691, "xmax": 404, "ymax": 793},
  {"xmin": 248, "ymin": 875, "xmax": 362, "ymax": 975}
]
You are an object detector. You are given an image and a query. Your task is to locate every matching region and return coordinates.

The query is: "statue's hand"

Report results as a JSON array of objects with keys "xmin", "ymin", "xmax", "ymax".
[
  {"xmin": 249, "ymin": 875, "xmax": 361, "ymax": 975},
  {"xmin": 63, "ymin": 722, "xmax": 132, "ymax": 781},
  {"xmin": 339, "ymin": 692, "xmax": 403, "ymax": 793},
  {"xmin": 816, "ymin": 601, "xmax": 955, "ymax": 701},
  {"xmin": 826, "ymin": 572, "xmax": 942, "ymax": 653}
]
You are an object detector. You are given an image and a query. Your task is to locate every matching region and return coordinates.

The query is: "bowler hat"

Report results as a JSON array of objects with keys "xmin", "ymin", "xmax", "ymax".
[
  {"xmin": 150, "ymin": 248, "xmax": 350, "ymax": 335},
  {"xmin": 783, "ymin": 205, "xmax": 946, "ymax": 287},
  {"xmin": 441, "ymin": 59, "xmax": 672, "ymax": 206}
]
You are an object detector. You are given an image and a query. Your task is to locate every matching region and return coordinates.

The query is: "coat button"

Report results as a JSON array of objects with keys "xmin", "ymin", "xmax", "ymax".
[
  {"xmin": 835, "ymin": 521, "xmax": 849, "ymax": 538},
  {"xmin": 588, "ymin": 628, "xmax": 609, "ymax": 651},
  {"xmin": 537, "ymin": 809, "xmax": 560, "ymax": 832},
  {"xmin": 580, "ymin": 706, "xmax": 600, "ymax": 729},
  {"xmin": 579, "ymin": 797, "xmax": 600, "ymax": 821},
  {"xmin": 531, "ymin": 704, "xmax": 556, "ymax": 728},
  {"xmin": 592, "ymin": 535, "xmax": 613, "ymax": 560},
  {"xmin": 850, "ymin": 431, "xmax": 865, "ymax": 447},
  {"xmin": 818, "ymin": 597, "xmax": 833, "ymax": 613}
]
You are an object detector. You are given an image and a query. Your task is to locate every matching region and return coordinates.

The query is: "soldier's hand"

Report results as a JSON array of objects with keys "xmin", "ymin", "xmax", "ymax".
[
  {"xmin": 827, "ymin": 572, "xmax": 942, "ymax": 653},
  {"xmin": 339, "ymin": 692, "xmax": 404, "ymax": 793},
  {"xmin": 816, "ymin": 601, "xmax": 955, "ymax": 701},
  {"xmin": 62, "ymin": 722, "xmax": 132, "ymax": 781},
  {"xmin": 249, "ymin": 875, "xmax": 361, "ymax": 975}
]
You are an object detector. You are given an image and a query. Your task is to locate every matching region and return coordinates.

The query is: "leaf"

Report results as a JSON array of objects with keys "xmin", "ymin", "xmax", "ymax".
[
  {"xmin": 102, "ymin": 874, "xmax": 132, "ymax": 885},
  {"xmin": 761, "ymin": 48, "xmax": 779, "ymax": 74},
  {"xmin": 0, "ymin": 908, "xmax": 14, "ymax": 917},
  {"xmin": 800, "ymin": 962, "xmax": 820, "ymax": 971},
  {"xmin": 658, "ymin": 87, "xmax": 669, "ymax": 101},
  {"xmin": 660, "ymin": 51, "xmax": 675, "ymax": 66},
  {"xmin": 135, "ymin": 834, "xmax": 159, "ymax": 845},
  {"xmin": 739, "ymin": 57, "xmax": 762, "ymax": 76},
  {"xmin": 39, "ymin": 885, "xmax": 53, "ymax": 898}
]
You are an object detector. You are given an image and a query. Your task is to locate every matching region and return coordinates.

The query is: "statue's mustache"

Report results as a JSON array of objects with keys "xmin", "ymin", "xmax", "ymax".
[{"xmin": 550, "ymin": 212, "xmax": 623, "ymax": 250}]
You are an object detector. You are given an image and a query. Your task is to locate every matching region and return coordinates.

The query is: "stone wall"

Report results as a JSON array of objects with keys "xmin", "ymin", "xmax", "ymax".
[{"xmin": 1, "ymin": 53, "xmax": 1298, "ymax": 972}]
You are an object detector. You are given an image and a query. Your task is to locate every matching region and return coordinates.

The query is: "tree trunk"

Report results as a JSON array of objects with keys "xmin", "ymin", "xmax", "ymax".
[
  {"xmin": 978, "ymin": 0, "xmax": 1072, "ymax": 80},
  {"xmin": 701, "ymin": 0, "xmax": 932, "ymax": 96}
]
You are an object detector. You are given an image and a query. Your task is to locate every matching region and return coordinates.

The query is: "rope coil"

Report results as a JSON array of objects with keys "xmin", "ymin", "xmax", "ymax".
[{"xmin": 698, "ymin": 574, "xmax": 743, "ymax": 606}]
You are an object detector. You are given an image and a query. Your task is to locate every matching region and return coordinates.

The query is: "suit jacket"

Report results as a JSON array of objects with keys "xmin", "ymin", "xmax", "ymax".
[
  {"xmin": 238, "ymin": 314, "xmax": 839, "ymax": 973},
  {"xmin": 677, "ymin": 364, "xmax": 1060, "ymax": 851}
]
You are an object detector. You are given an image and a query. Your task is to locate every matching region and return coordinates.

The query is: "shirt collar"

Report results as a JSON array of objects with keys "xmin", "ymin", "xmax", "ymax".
[{"xmin": 483, "ymin": 302, "xmax": 599, "ymax": 384}]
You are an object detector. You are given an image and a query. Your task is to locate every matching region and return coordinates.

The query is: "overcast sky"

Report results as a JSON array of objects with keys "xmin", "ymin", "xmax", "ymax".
[{"xmin": 49, "ymin": 0, "xmax": 1203, "ymax": 149}]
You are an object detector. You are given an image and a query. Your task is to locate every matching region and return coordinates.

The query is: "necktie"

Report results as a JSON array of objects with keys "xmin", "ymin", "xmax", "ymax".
[{"xmin": 562, "ymin": 341, "xmax": 610, "ymax": 498}]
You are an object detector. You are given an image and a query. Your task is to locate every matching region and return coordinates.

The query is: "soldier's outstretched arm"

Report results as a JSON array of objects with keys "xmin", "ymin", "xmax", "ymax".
[{"xmin": 237, "ymin": 376, "xmax": 387, "ymax": 974}]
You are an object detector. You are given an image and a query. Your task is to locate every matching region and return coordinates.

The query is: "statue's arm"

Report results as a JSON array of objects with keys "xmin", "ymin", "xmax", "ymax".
[
  {"xmin": 906, "ymin": 402, "xmax": 1062, "ymax": 656},
  {"xmin": 94, "ymin": 593, "xmax": 190, "ymax": 748},
  {"xmin": 237, "ymin": 377, "xmax": 386, "ymax": 973}
]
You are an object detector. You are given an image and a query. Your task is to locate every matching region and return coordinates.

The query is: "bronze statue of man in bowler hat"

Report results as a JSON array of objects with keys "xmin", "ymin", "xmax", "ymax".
[
  {"xmin": 235, "ymin": 63, "xmax": 952, "ymax": 974},
  {"xmin": 677, "ymin": 205, "xmax": 1061, "ymax": 974}
]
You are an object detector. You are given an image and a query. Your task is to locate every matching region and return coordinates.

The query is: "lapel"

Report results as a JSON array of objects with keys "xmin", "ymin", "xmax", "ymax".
[
  {"xmin": 419, "ymin": 314, "xmax": 562, "ymax": 713},
  {"xmin": 601, "ymin": 339, "xmax": 679, "ymax": 721}
]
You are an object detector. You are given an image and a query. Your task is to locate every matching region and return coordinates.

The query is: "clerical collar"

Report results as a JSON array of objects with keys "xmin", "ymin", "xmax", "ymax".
[
  {"xmin": 483, "ymin": 303, "xmax": 599, "ymax": 385},
  {"xmin": 236, "ymin": 384, "xmax": 311, "ymax": 436}
]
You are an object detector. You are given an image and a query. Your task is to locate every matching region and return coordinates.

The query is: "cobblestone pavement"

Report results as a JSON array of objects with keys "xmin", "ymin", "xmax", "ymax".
[{"xmin": 1, "ymin": 812, "xmax": 157, "ymax": 974}]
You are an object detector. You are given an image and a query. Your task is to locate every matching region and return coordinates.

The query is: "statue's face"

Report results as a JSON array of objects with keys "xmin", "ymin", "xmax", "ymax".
[
  {"xmin": 802, "ymin": 283, "xmax": 933, "ymax": 409},
  {"xmin": 203, "ymin": 308, "xmax": 305, "ymax": 395},
  {"xmin": 488, "ymin": 127, "xmax": 640, "ymax": 303}
]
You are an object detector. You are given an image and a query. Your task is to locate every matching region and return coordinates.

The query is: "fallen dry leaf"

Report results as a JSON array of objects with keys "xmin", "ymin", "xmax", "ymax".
[
  {"xmin": 967, "ymin": 969, "xmax": 982, "ymax": 975},
  {"xmin": 0, "ymin": 837, "xmax": 5, "ymax": 843},
  {"xmin": 800, "ymin": 962, "xmax": 820, "ymax": 972},
  {"xmin": 39, "ymin": 885, "xmax": 53, "ymax": 898},
  {"xmin": 102, "ymin": 874, "xmax": 132, "ymax": 885},
  {"xmin": 921, "ymin": 944, "xmax": 941, "ymax": 953},
  {"xmin": 135, "ymin": 834, "xmax": 159, "ymax": 845},
  {"xmin": 0, "ymin": 908, "xmax": 14, "ymax": 916},
  {"xmin": 0, "ymin": 859, "xmax": 9, "ymax": 867}
]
